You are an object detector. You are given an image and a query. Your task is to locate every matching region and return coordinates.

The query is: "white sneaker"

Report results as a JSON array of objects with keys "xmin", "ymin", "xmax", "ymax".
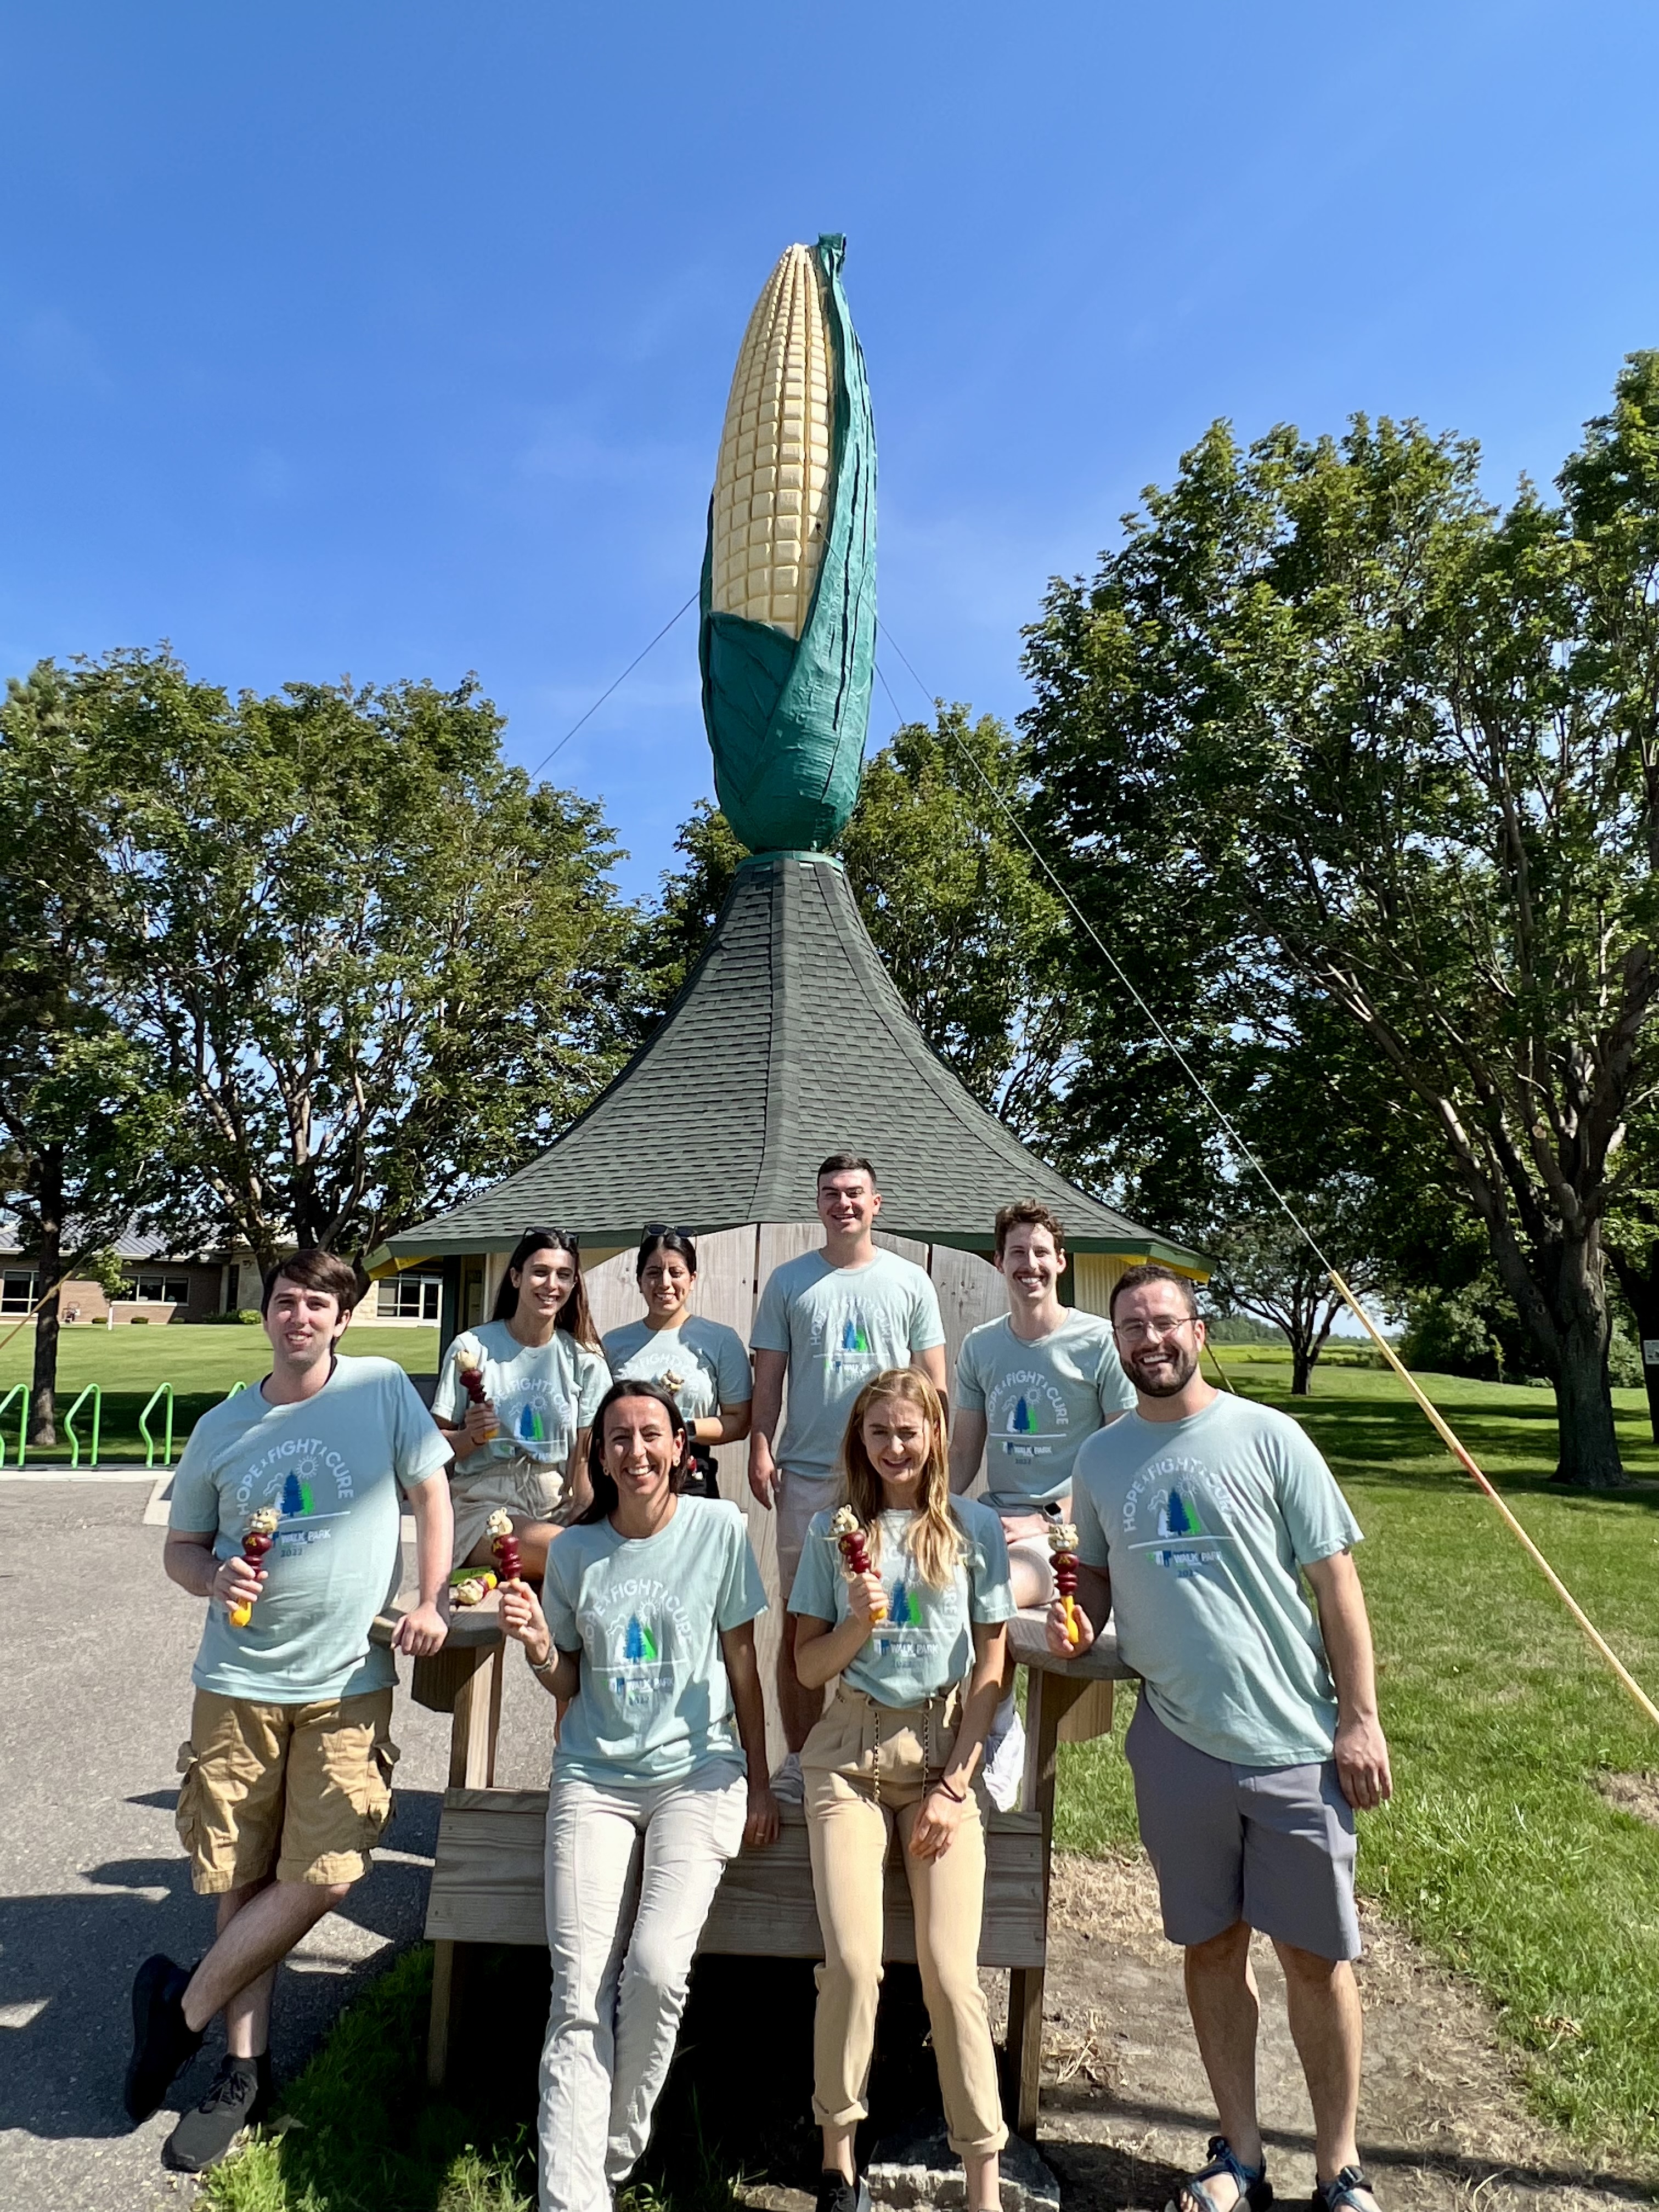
[
  {"xmin": 770, "ymin": 1751, "xmax": 805, "ymax": 1804},
  {"xmin": 981, "ymin": 1710, "xmax": 1026, "ymax": 1812}
]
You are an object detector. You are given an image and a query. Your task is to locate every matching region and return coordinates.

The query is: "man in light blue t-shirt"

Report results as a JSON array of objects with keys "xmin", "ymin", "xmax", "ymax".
[
  {"xmin": 124, "ymin": 1250, "xmax": 451, "ymax": 2177},
  {"xmin": 949, "ymin": 1198, "xmax": 1135, "ymax": 1808},
  {"xmin": 749, "ymin": 1152, "xmax": 947, "ymax": 1798},
  {"xmin": 1052, "ymin": 1263, "xmax": 1391, "ymax": 2212}
]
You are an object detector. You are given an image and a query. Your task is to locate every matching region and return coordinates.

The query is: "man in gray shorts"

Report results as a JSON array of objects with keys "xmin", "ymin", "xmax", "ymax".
[{"xmin": 1051, "ymin": 1263, "xmax": 1391, "ymax": 2212}]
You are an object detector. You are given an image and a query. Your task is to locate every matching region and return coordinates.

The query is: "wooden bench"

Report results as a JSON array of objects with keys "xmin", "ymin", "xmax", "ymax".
[{"xmin": 379, "ymin": 1602, "xmax": 1130, "ymax": 2135}]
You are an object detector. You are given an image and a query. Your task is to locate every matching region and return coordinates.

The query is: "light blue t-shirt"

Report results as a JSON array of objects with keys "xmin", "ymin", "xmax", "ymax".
[
  {"xmin": 955, "ymin": 1311, "xmax": 1136, "ymax": 1508},
  {"xmin": 602, "ymin": 1315, "xmax": 752, "ymax": 1423},
  {"xmin": 433, "ymin": 1320, "xmax": 610, "ymax": 1478},
  {"xmin": 542, "ymin": 1496, "xmax": 766, "ymax": 1787},
  {"xmin": 788, "ymin": 1496, "xmax": 1015, "ymax": 1708},
  {"xmin": 751, "ymin": 1249, "xmax": 946, "ymax": 1480},
  {"xmin": 1072, "ymin": 1392, "xmax": 1364, "ymax": 1768},
  {"xmin": 169, "ymin": 1355, "xmax": 451, "ymax": 1703}
]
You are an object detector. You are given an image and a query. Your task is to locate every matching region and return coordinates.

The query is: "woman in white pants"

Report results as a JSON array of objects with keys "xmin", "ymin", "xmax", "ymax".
[{"xmin": 500, "ymin": 1378, "xmax": 780, "ymax": 2212}]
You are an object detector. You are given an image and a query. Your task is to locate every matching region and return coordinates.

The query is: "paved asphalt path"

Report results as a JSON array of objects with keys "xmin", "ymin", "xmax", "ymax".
[{"xmin": 0, "ymin": 1479, "xmax": 555, "ymax": 2210}]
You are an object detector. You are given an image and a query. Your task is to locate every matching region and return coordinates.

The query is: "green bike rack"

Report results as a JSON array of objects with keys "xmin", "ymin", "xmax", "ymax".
[
  {"xmin": 65, "ymin": 1383, "xmax": 102, "ymax": 1468},
  {"xmin": 139, "ymin": 1382, "xmax": 175, "ymax": 1469},
  {"xmin": 0, "ymin": 1384, "xmax": 26, "ymax": 1467}
]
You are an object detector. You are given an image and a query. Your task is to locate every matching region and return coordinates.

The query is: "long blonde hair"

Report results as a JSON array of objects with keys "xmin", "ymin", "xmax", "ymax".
[{"xmin": 840, "ymin": 1368, "xmax": 965, "ymax": 1590}]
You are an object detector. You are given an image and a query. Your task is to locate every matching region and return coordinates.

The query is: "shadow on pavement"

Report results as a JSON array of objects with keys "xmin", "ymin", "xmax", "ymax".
[{"xmin": 0, "ymin": 1786, "xmax": 443, "ymax": 2142}]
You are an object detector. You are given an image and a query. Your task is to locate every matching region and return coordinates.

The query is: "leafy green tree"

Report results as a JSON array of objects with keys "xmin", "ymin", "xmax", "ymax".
[
  {"xmin": 1024, "ymin": 358, "xmax": 1659, "ymax": 1486},
  {"xmin": 0, "ymin": 664, "xmax": 174, "ymax": 1442},
  {"xmin": 648, "ymin": 709, "xmax": 1074, "ymax": 1135},
  {"xmin": 27, "ymin": 648, "xmax": 644, "ymax": 1284}
]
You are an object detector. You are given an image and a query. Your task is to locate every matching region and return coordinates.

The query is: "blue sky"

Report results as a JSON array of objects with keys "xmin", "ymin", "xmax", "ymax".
[{"xmin": 4, "ymin": 1, "xmax": 1656, "ymax": 899}]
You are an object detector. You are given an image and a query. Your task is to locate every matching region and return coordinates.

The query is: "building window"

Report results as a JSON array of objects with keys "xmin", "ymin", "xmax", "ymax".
[
  {"xmin": 129, "ymin": 1274, "xmax": 192, "ymax": 1304},
  {"xmin": 1, "ymin": 1271, "xmax": 37, "ymax": 1314},
  {"xmin": 376, "ymin": 1275, "xmax": 441, "ymax": 1322}
]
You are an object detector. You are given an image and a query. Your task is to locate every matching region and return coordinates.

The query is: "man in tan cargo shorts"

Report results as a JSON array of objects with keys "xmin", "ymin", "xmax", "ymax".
[{"xmin": 124, "ymin": 1248, "xmax": 452, "ymax": 2174}]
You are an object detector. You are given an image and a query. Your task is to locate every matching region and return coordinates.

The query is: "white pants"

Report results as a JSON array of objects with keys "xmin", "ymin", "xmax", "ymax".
[{"xmin": 538, "ymin": 1764, "xmax": 748, "ymax": 2212}]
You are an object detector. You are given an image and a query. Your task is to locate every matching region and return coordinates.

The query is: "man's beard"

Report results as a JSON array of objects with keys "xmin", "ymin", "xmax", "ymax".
[{"xmin": 1127, "ymin": 1344, "xmax": 1200, "ymax": 1398}]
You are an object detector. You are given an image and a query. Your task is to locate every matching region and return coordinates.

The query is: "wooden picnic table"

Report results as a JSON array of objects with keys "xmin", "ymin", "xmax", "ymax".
[{"xmin": 373, "ymin": 1598, "xmax": 1132, "ymax": 2134}]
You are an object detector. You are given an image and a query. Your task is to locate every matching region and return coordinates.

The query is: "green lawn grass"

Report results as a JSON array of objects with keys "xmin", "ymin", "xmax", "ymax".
[
  {"xmin": 0, "ymin": 1321, "xmax": 439, "ymax": 1463},
  {"xmin": 199, "ymin": 1350, "xmax": 1659, "ymax": 2205}
]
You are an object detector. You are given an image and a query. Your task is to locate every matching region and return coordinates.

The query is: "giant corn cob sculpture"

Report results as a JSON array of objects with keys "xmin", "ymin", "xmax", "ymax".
[
  {"xmin": 701, "ymin": 235, "xmax": 876, "ymax": 854},
  {"xmin": 228, "ymin": 1506, "xmax": 279, "ymax": 1629},
  {"xmin": 830, "ymin": 1504, "xmax": 887, "ymax": 1624}
]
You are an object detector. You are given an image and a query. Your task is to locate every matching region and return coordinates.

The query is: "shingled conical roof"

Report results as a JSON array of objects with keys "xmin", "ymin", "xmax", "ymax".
[{"xmin": 382, "ymin": 852, "xmax": 1201, "ymax": 1265}]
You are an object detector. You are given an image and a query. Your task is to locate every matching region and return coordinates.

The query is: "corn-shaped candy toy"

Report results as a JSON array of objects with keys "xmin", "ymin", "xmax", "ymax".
[
  {"xmin": 228, "ymin": 1506, "xmax": 280, "ymax": 1629},
  {"xmin": 830, "ymin": 1505, "xmax": 887, "ymax": 1624},
  {"xmin": 487, "ymin": 1508, "xmax": 523, "ymax": 1584},
  {"xmin": 454, "ymin": 1334, "xmax": 498, "ymax": 1440},
  {"xmin": 700, "ymin": 235, "xmax": 876, "ymax": 854},
  {"xmin": 1048, "ymin": 1520, "xmax": 1081, "ymax": 1647}
]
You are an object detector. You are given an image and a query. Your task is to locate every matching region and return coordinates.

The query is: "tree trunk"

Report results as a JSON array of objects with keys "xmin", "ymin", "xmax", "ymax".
[
  {"xmin": 1290, "ymin": 1339, "xmax": 1313, "ymax": 1395},
  {"xmin": 26, "ymin": 1153, "xmax": 63, "ymax": 1448},
  {"xmin": 1489, "ymin": 1215, "xmax": 1623, "ymax": 1487},
  {"xmin": 1542, "ymin": 1231, "xmax": 1623, "ymax": 1486}
]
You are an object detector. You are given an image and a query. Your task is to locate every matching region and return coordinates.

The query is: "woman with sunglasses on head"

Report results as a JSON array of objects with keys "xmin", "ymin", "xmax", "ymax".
[
  {"xmin": 497, "ymin": 1378, "xmax": 779, "ymax": 2212},
  {"xmin": 433, "ymin": 1229, "xmax": 611, "ymax": 1581},
  {"xmin": 601, "ymin": 1228, "xmax": 752, "ymax": 1500},
  {"xmin": 791, "ymin": 1368, "xmax": 1013, "ymax": 2212}
]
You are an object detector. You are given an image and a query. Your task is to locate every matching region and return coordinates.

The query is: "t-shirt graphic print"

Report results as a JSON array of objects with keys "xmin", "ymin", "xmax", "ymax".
[{"xmin": 955, "ymin": 1312, "xmax": 1136, "ymax": 1509}]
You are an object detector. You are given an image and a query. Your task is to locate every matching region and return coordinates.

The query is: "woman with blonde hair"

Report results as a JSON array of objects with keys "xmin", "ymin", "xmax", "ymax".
[{"xmin": 789, "ymin": 1368, "xmax": 1013, "ymax": 2212}]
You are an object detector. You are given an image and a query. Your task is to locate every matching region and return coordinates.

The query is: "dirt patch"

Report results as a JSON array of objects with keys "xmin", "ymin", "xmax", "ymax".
[
  {"xmin": 1596, "ymin": 1771, "xmax": 1659, "ymax": 1831},
  {"xmin": 984, "ymin": 1853, "xmax": 1657, "ymax": 2211}
]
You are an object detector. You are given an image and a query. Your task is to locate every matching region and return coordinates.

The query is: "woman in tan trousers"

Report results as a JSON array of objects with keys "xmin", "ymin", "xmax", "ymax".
[{"xmin": 789, "ymin": 1368, "xmax": 1013, "ymax": 2212}]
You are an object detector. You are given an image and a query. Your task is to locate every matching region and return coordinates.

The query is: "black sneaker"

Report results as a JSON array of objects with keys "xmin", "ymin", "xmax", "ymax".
[
  {"xmin": 162, "ymin": 2052, "xmax": 272, "ymax": 2172},
  {"xmin": 815, "ymin": 2174, "xmax": 872, "ymax": 2212},
  {"xmin": 123, "ymin": 1954, "xmax": 204, "ymax": 2124}
]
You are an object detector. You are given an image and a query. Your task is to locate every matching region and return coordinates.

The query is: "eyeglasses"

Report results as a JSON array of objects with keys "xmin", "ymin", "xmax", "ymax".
[
  {"xmin": 641, "ymin": 1223, "xmax": 695, "ymax": 1240},
  {"xmin": 1113, "ymin": 1314, "xmax": 1199, "ymax": 1344}
]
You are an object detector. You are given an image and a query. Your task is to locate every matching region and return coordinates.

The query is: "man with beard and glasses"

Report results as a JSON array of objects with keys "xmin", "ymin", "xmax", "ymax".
[{"xmin": 1052, "ymin": 1264, "xmax": 1391, "ymax": 2212}]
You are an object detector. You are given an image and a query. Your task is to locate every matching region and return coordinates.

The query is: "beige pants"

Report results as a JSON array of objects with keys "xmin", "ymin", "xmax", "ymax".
[{"xmin": 802, "ymin": 1684, "xmax": 1008, "ymax": 2157}]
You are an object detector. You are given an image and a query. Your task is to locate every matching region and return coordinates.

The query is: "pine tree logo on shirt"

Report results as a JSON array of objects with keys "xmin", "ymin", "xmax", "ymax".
[
  {"xmin": 1158, "ymin": 1488, "xmax": 1208, "ymax": 1541},
  {"xmin": 831, "ymin": 1313, "xmax": 876, "ymax": 1373},
  {"xmin": 871, "ymin": 1572, "xmax": 933, "ymax": 1656},
  {"xmin": 623, "ymin": 1615, "xmax": 658, "ymax": 1663},
  {"xmin": 1126, "ymin": 1465, "xmax": 1232, "ymax": 1577},
  {"xmin": 517, "ymin": 1402, "xmax": 547, "ymax": 1445},
  {"xmin": 889, "ymin": 1578, "xmax": 922, "ymax": 1627},
  {"xmin": 280, "ymin": 1471, "xmax": 314, "ymax": 1519},
  {"xmin": 1012, "ymin": 1396, "xmax": 1034, "ymax": 1435}
]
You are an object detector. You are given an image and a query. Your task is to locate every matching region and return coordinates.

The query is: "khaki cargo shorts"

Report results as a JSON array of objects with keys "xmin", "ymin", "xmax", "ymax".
[{"xmin": 174, "ymin": 1686, "xmax": 398, "ymax": 1894}]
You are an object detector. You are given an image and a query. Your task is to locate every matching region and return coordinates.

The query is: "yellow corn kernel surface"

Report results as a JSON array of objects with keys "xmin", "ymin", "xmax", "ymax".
[{"xmin": 710, "ymin": 243, "xmax": 836, "ymax": 639}]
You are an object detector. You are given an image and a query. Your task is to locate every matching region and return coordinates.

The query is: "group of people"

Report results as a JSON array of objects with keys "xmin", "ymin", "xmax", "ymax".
[{"xmin": 123, "ymin": 1152, "xmax": 1391, "ymax": 2212}]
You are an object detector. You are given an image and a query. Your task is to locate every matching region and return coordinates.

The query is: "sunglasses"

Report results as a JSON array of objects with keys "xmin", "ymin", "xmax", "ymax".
[{"xmin": 641, "ymin": 1222, "xmax": 695, "ymax": 1239}]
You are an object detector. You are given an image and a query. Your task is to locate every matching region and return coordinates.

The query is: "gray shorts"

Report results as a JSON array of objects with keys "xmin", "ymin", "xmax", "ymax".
[{"xmin": 1125, "ymin": 1694, "xmax": 1360, "ymax": 1961}]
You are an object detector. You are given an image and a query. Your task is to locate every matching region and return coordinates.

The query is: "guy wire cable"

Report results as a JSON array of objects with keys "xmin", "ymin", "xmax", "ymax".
[
  {"xmin": 526, "ymin": 590, "xmax": 699, "ymax": 781},
  {"xmin": 873, "ymin": 631, "xmax": 1659, "ymax": 1733}
]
